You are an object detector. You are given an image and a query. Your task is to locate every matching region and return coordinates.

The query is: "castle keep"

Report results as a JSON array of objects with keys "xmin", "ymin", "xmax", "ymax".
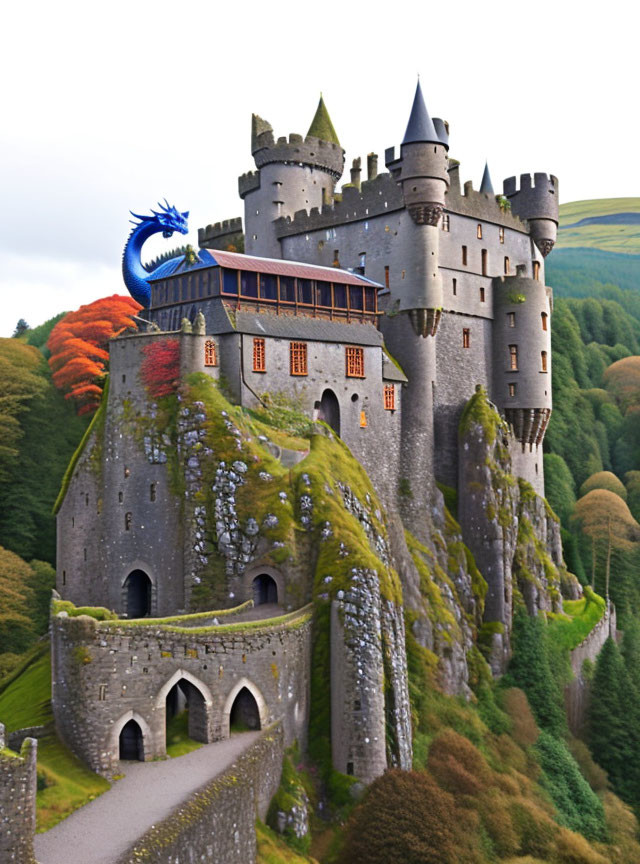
[{"xmin": 52, "ymin": 83, "xmax": 558, "ymax": 794}]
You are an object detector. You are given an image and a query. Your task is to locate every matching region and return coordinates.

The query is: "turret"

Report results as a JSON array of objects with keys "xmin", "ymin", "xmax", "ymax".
[
  {"xmin": 493, "ymin": 265, "xmax": 552, "ymax": 447},
  {"xmin": 503, "ymin": 173, "xmax": 559, "ymax": 257},
  {"xmin": 239, "ymin": 97, "xmax": 345, "ymax": 257},
  {"xmin": 385, "ymin": 81, "xmax": 450, "ymax": 336}
]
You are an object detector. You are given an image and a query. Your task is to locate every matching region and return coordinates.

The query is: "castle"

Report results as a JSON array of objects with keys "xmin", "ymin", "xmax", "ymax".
[{"xmin": 50, "ymin": 82, "xmax": 558, "ymax": 802}]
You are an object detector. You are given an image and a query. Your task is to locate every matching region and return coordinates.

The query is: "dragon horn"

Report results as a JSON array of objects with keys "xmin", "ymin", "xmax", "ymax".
[
  {"xmin": 163, "ymin": 198, "xmax": 172, "ymax": 210},
  {"xmin": 129, "ymin": 211, "xmax": 147, "ymax": 222}
]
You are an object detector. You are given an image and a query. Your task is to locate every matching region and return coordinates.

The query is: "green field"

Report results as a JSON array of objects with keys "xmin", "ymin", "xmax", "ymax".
[{"xmin": 557, "ymin": 197, "xmax": 640, "ymax": 254}]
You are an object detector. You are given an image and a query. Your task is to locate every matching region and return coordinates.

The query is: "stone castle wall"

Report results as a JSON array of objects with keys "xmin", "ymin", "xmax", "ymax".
[
  {"xmin": 565, "ymin": 603, "xmax": 617, "ymax": 735},
  {"xmin": 0, "ymin": 724, "xmax": 37, "ymax": 864},
  {"xmin": 115, "ymin": 723, "xmax": 285, "ymax": 864},
  {"xmin": 51, "ymin": 609, "xmax": 311, "ymax": 777}
]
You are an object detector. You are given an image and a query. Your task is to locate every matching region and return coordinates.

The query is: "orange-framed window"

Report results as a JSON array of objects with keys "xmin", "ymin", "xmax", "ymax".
[
  {"xmin": 384, "ymin": 384, "xmax": 396, "ymax": 410},
  {"xmin": 346, "ymin": 346, "xmax": 365, "ymax": 378},
  {"xmin": 463, "ymin": 328, "xmax": 470, "ymax": 349},
  {"xmin": 541, "ymin": 312, "xmax": 548, "ymax": 331},
  {"xmin": 290, "ymin": 342, "xmax": 308, "ymax": 376},
  {"xmin": 509, "ymin": 383, "xmax": 516, "ymax": 397},
  {"xmin": 253, "ymin": 338, "xmax": 266, "ymax": 372},
  {"xmin": 204, "ymin": 340, "xmax": 217, "ymax": 367},
  {"xmin": 360, "ymin": 410, "xmax": 367, "ymax": 427},
  {"xmin": 541, "ymin": 350, "xmax": 548, "ymax": 372},
  {"xmin": 533, "ymin": 260, "xmax": 541, "ymax": 280},
  {"xmin": 504, "ymin": 256, "xmax": 510, "ymax": 275},
  {"xmin": 509, "ymin": 344, "xmax": 518, "ymax": 370}
]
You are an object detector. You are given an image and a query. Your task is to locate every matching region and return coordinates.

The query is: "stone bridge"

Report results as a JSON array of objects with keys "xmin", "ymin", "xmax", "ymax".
[{"xmin": 51, "ymin": 604, "xmax": 312, "ymax": 776}]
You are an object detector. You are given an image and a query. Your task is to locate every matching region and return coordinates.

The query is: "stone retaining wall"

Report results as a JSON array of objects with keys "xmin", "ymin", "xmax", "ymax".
[
  {"xmin": 0, "ymin": 723, "xmax": 37, "ymax": 864},
  {"xmin": 565, "ymin": 603, "xmax": 616, "ymax": 735},
  {"xmin": 115, "ymin": 723, "xmax": 284, "ymax": 864}
]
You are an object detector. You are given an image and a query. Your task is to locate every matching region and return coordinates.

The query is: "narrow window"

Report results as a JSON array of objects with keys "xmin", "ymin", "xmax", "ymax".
[
  {"xmin": 125, "ymin": 511, "xmax": 132, "ymax": 531},
  {"xmin": 535, "ymin": 463, "xmax": 539, "ymax": 475},
  {"xmin": 122, "ymin": 374, "xmax": 126, "ymax": 384},
  {"xmin": 541, "ymin": 351, "xmax": 548, "ymax": 372},
  {"xmin": 509, "ymin": 345, "xmax": 518, "ymax": 370},
  {"xmin": 119, "ymin": 491, "xmax": 123, "ymax": 503},
  {"xmin": 384, "ymin": 266, "xmax": 390, "ymax": 289},
  {"xmin": 360, "ymin": 410, "xmax": 367, "ymax": 428},
  {"xmin": 359, "ymin": 252, "xmax": 366, "ymax": 272},
  {"xmin": 533, "ymin": 261, "xmax": 541, "ymax": 280},
  {"xmin": 504, "ymin": 256, "xmax": 510, "ymax": 275},
  {"xmin": 508, "ymin": 312, "xmax": 516, "ymax": 328},
  {"xmin": 479, "ymin": 286, "xmax": 486, "ymax": 303},
  {"xmin": 83, "ymin": 548, "xmax": 87, "ymax": 561},
  {"xmin": 541, "ymin": 312, "xmax": 548, "ymax": 331},
  {"xmin": 477, "ymin": 223, "xmax": 483, "ymax": 239},
  {"xmin": 347, "ymin": 761, "xmax": 354, "ymax": 776},
  {"xmin": 442, "ymin": 214, "xmax": 450, "ymax": 232},
  {"xmin": 462, "ymin": 245, "xmax": 468, "ymax": 266},
  {"xmin": 253, "ymin": 338, "xmax": 266, "ymax": 372},
  {"xmin": 85, "ymin": 493, "xmax": 89, "ymax": 506},
  {"xmin": 204, "ymin": 340, "xmax": 217, "ymax": 367},
  {"xmin": 508, "ymin": 383, "xmax": 516, "ymax": 397},
  {"xmin": 124, "ymin": 466, "xmax": 130, "ymax": 479},
  {"xmin": 346, "ymin": 346, "xmax": 365, "ymax": 378},
  {"xmin": 499, "ymin": 226, "xmax": 505, "ymax": 244},
  {"xmin": 481, "ymin": 249, "xmax": 488, "ymax": 276},
  {"xmin": 384, "ymin": 384, "xmax": 396, "ymax": 410},
  {"xmin": 452, "ymin": 278, "xmax": 457, "ymax": 296},
  {"xmin": 289, "ymin": 342, "xmax": 308, "ymax": 376},
  {"xmin": 150, "ymin": 483, "xmax": 156, "ymax": 502},
  {"xmin": 62, "ymin": 569, "xmax": 66, "ymax": 586},
  {"xmin": 98, "ymin": 684, "xmax": 107, "ymax": 701},
  {"xmin": 463, "ymin": 328, "xmax": 470, "ymax": 349}
]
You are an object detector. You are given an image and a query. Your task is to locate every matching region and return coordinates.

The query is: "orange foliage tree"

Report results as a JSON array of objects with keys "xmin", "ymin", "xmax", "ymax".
[
  {"xmin": 140, "ymin": 339, "xmax": 180, "ymax": 399},
  {"xmin": 604, "ymin": 356, "xmax": 640, "ymax": 414},
  {"xmin": 47, "ymin": 295, "xmax": 141, "ymax": 414}
]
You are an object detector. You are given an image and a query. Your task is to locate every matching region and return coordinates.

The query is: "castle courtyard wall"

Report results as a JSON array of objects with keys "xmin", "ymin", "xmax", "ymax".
[{"xmin": 0, "ymin": 725, "xmax": 37, "ymax": 864}]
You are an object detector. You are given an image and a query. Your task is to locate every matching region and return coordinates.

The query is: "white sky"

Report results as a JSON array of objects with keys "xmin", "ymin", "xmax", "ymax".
[{"xmin": 1, "ymin": 0, "xmax": 637, "ymax": 336}]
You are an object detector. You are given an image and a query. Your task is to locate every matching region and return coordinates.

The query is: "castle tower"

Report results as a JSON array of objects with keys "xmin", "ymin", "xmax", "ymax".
[
  {"xmin": 493, "ymin": 264, "xmax": 552, "ymax": 493},
  {"xmin": 503, "ymin": 173, "xmax": 559, "ymax": 257},
  {"xmin": 385, "ymin": 80, "xmax": 450, "ymax": 337},
  {"xmin": 239, "ymin": 97, "xmax": 344, "ymax": 258}
]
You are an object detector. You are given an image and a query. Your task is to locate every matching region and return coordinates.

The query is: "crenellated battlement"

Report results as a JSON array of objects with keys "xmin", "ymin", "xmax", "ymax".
[
  {"xmin": 238, "ymin": 171, "xmax": 261, "ymax": 198},
  {"xmin": 445, "ymin": 170, "xmax": 530, "ymax": 232},
  {"xmin": 198, "ymin": 217, "xmax": 243, "ymax": 249},
  {"xmin": 504, "ymin": 173, "xmax": 559, "ymax": 256},
  {"xmin": 251, "ymin": 132, "xmax": 344, "ymax": 178},
  {"xmin": 503, "ymin": 172, "xmax": 558, "ymax": 197}
]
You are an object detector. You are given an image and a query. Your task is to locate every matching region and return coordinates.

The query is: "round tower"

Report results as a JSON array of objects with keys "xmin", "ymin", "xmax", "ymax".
[
  {"xmin": 385, "ymin": 81, "xmax": 450, "ymax": 336},
  {"xmin": 493, "ymin": 265, "xmax": 552, "ymax": 452},
  {"xmin": 503, "ymin": 173, "xmax": 559, "ymax": 258},
  {"xmin": 239, "ymin": 97, "xmax": 344, "ymax": 258}
]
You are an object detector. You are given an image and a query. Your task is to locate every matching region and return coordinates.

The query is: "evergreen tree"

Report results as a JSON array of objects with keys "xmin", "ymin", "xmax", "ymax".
[{"xmin": 12, "ymin": 319, "xmax": 29, "ymax": 337}]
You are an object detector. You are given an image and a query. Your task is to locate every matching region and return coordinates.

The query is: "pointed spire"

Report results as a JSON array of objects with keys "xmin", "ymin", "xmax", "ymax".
[
  {"xmin": 480, "ymin": 162, "xmax": 494, "ymax": 196},
  {"xmin": 403, "ymin": 80, "xmax": 440, "ymax": 145},
  {"xmin": 307, "ymin": 95, "xmax": 340, "ymax": 146}
]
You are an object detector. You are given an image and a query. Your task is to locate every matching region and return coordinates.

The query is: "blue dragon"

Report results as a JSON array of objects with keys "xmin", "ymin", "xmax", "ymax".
[{"xmin": 122, "ymin": 201, "xmax": 190, "ymax": 306}]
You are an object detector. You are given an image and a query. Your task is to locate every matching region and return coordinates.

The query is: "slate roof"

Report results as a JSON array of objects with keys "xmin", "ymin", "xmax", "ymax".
[
  {"xmin": 402, "ymin": 81, "xmax": 441, "ymax": 146},
  {"xmin": 307, "ymin": 95, "xmax": 341, "ymax": 146},
  {"xmin": 480, "ymin": 162, "xmax": 495, "ymax": 196},
  {"xmin": 233, "ymin": 310, "xmax": 383, "ymax": 346},
  {"xmin": 382, "ymin": 352, "xmax": 408, "ymax": 383}
]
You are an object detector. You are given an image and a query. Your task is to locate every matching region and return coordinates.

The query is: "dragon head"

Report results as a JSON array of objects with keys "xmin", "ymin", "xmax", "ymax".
[{"xmin": 130, "ymin": 200, "xmax": 189, "ymax": 238}]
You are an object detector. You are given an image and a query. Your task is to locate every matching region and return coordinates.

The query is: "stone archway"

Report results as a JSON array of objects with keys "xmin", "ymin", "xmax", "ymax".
[
  {"xmin": 252, "ymin": 573, "xmax": 278, "ymax": 606},
  {"xmin": 119, "ymin": 719, "xmax": 144, "ymax": 761},
  {"xmin": 223, "ymin": 678, "xmax": 269, "ymax": 736},
  {"xmin": 156, "ymin": 670, "xmax": 214, "ymax": 747},
  {"xmin": 111, "ymin": 711, "xmax": 152, "ymax": 764},
  {"xmin": 124, "ymin": 569, "xmax": 151, "ymax": 619},
  {"xmin": 317, "ymin": 389, "xmax": 340, "ymax": 436}
]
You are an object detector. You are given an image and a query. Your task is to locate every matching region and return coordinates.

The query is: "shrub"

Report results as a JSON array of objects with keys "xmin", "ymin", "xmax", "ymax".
[
  {"xmin": 427, "ymin": 729, "xmax": 489, "ymax": 796},
  {"xmin": 501, "ymin": 688, "xmax": 540, "ymax": 749},
  {"xmin": 579, "ymin": 471, "xmax": 627, "ymax": 501},
  {"xmin": 554, "ymin": 828, "xmax": 609, "ymax": 864},
  {"xmin": 568, "ymin": 739, "xmax": 608, "ymax": 793}
]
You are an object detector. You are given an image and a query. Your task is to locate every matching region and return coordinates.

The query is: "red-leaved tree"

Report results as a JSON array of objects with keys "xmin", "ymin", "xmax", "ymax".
[
  {"xmin": 140, "ymin": 339, "xmax": 181, "ymax": 399},
  {"xmin": 48, "ymin": 295, "xmax": 141, "ymax": 414}
]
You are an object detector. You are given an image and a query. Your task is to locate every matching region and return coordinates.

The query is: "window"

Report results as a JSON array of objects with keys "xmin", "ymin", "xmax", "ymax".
[
  {"xmin": 477, "ymin": 223, "xmax": 483, "ymax": 239},
  {"xmin": 463, "ymin": 328, "xmax": 470, "ymax": 349},
  {"xmin": 452, "ymin": 278, "xmax": 457, "ymax": 296},
  {"xmin": 509, "ymin": 383, "xmax": 516, "ymax": 397},
  {"xmin": 290, "ymin": 342, "xmax": 308, "ymax": 376},
  {"xmin": 279, "ymin": 275, "xmax": 295, "ymax": 302},
  {"xmin": 98, "ymin": 684, "xmax": 107, "ymax": 701},
  {"xmin": 541, "ymin": 312, "xmax": 548, "ymax": 331},
  {"xmin": 349, "ymin": 286, "xmax": 364, "ymax": 311},
  {"xmin": 384, "ymin": 266, "xmax": 390, "ymax": 289},
  {"xmin": 204, "ymin": 340, "xmax": 217, "ymax": 367},
  {"xmin": 384, "ymin": 384, "xmax": 396, "ymax": 410},
  {"xmin": 333, "ymin": 284, "xmax": 347, "ymax": 308},
  {"xmin": 240, "ymin": 270, "xmax": 258, "ymax": 297},
  {"xmin": 504, "ymin": 256, "xmax": 510, "ymax": 275},
  {"xmin": 298, "ymin": 279, "xmax": 313, "ymax": 305},
  {"xmin": 124, "ymin": 466, "xmax": 130, "ymax": 478},
  {"xmin": 541, "ymin": 350, "xmax": 548, "ymax": 372},
  {"xmin": 442, "ymin": 214, "xmax": 450, "ymax": 232},
  {"xmin": 479, "ymin": 286, "xmax": 486, "ymax": 303},
  {"xmin": 481, "ymin": 249, "xmax": 488, "ymax": 276},
  {"xmin": 150, "ymin": 483, "xmax": 156, "ymax": 502},
  {"xmin": 259, "ymin": 273, "xmax": 277, "ymax": 300},
  {"xmin": 508, "ymin": 312, "xmax": 516, "ymax": 328},
  {"xmin": 62, "ymin": 570, "xmax": 66, "ymax": 586},
  {"xmin": 125, "ymin": 512, "xmax": 132, "ymax": 531},
  {"xmin": 317, "ymin": 281, "xmax": 332, "ymax": 306},
  {"xmin": 359, "ymin": 252, "xmax": 366, "ymax": 272},
  {"xmin": 533, "ymin": 261, "xmax": 541, "ymax": 280},
  {"xmin": 253, "ymin": 338, "xmax": 266, "ymax": 372},
  {"xmin": 462, "ymin": 245, "xmax": 468, "ymax": 266},
  {"xmin": 346, "ymin": 346, "xmax": 365, "ymax": 378},
  {"xmin": 360, "ymin": 410, "xmax": 367, "ymax": 427},
  {"xmin": 509, "ymin": 345, "xmax": 518, "ymax": 370},
  {"xmin": 499, "ymin": 226, "xmax": 505, "ymax": 244}
]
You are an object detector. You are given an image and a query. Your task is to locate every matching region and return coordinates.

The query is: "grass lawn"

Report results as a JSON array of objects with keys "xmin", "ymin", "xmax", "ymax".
[
  {"xmin": 256, "ymin": 821, "xmax": 316, "ymax": 863},
  {"xmin": 546, "ymin": 586, "xmax": 606, "ymax": 653},
  {"xmin": 165, "ymin": 711, "xmax": 203, "ymax": 758},
  {"xmin": 0, "ymin": 645, "xmax": 110, "ymax": 832}
]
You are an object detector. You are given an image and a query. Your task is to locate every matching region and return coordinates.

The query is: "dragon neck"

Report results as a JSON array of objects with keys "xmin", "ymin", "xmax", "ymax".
[{"xmin": 122, "ymin": 221, "xmax": 164, "ymax": 306}]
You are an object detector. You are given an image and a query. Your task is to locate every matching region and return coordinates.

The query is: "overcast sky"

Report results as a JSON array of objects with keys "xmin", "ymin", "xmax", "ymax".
[{"xmin": 1, "ymin": 0, "xmax": 637, "ymax": 336}]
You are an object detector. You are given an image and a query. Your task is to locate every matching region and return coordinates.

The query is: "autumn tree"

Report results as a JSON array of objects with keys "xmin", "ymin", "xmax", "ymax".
[{"xmin": 47, "ymin": 295, "xmax": 141, "ymax": 414}]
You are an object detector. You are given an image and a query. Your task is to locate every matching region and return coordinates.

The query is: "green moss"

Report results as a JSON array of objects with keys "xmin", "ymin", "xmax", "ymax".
[
  {"xmin": 52, "ymin": 377, "xmax": 109, "ymax": 515},
  {"xmin": 459, "ymin": 387, "xmax": 506, "ymax": 446},
  {"xmin": 546, "ymin": 586, "xmax": 605, "ymax": 653},
  {"xmin": 267, "ymin": 747, "xmax": 313, "ymax": 855},
  {"xmin": 382, "ymin": 346, "xmax": 406, "ymax": 378},
  {"xmin": 51, "ymin": 600, "xmax": 117, "ymax": 621},
  {"xmin": 437, "ymin": 482, "xmax": 458, "ymax": 518}
]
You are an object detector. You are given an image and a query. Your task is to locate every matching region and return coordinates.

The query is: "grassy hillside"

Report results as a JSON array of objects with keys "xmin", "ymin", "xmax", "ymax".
[{"xmin": 557, "ymin": 198, "xmax": 640, "ymax": 254}]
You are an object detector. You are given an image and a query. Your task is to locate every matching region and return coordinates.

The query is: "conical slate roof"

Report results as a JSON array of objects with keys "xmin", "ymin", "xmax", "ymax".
[
  {"xmin": 402, "ymin": 80, "xmax": 440, "ymax": 145},
  {"xmin": 307, "ymin": 95, "xmax": 340, "ymax": 146},
  {"xmin": 480, "ymin": 162, "xmax": 494, "ymax": 195}
]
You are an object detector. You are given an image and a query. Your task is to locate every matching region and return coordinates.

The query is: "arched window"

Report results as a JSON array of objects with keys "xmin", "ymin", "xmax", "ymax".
[
  {"xmin": 541, "ymin": 351, "xmax": 548, "ymax": 372},
  {"xmin": 252, "ymin": 573, "xmax": 278, "ymax": 606},
  {"xmin": 230, "ymin": 687, "xmax": 261, "ymax": 732},
  {"xmin": 204, "ymin": 340, "xmax": 217, "ymax": 367},
  {"xmin": 541, "ymin": 312, "xmax": 548, "ymax": 331},
  {"xmin": 124, "ymin": 570, "xmax": 151, "ymax": 618},
  {"xmin": 119, "ymin": 720, "xmax": 144, "ymax": 761}
]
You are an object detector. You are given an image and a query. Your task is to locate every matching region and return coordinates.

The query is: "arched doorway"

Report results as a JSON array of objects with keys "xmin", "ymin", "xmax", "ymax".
[
  {"xmin": 317, "ymin": 389, "xmax": 340, "ymax": 436},
  {"xmin": 165, "ymin": 678, "xmax": 209, "ymax": 748},
  {"xmin": 125, "ymin": 570, "xmax": 151, "ymax": 618},
  {"xmin": 252, "ymin": 573, "xmax": 278, "ymax": 606},
  {"xmin": 229, "ymin": 687, "xmax": 261, "ymax": 732},
  {"xmin": 119, "ymin": 719, "xmax": 144, "ymax": 761}
]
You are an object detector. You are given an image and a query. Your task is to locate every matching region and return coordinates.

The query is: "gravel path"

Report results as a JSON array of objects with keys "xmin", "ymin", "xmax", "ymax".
[{"xmin": 34, "ymin": 732, "xmax": 261, "ymax": 864}]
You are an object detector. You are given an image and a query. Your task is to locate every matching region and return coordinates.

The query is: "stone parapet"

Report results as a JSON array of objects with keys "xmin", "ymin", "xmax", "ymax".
[{"xmin": 0, "ymin": 725, "xmax": 37, "ymax": 864}]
